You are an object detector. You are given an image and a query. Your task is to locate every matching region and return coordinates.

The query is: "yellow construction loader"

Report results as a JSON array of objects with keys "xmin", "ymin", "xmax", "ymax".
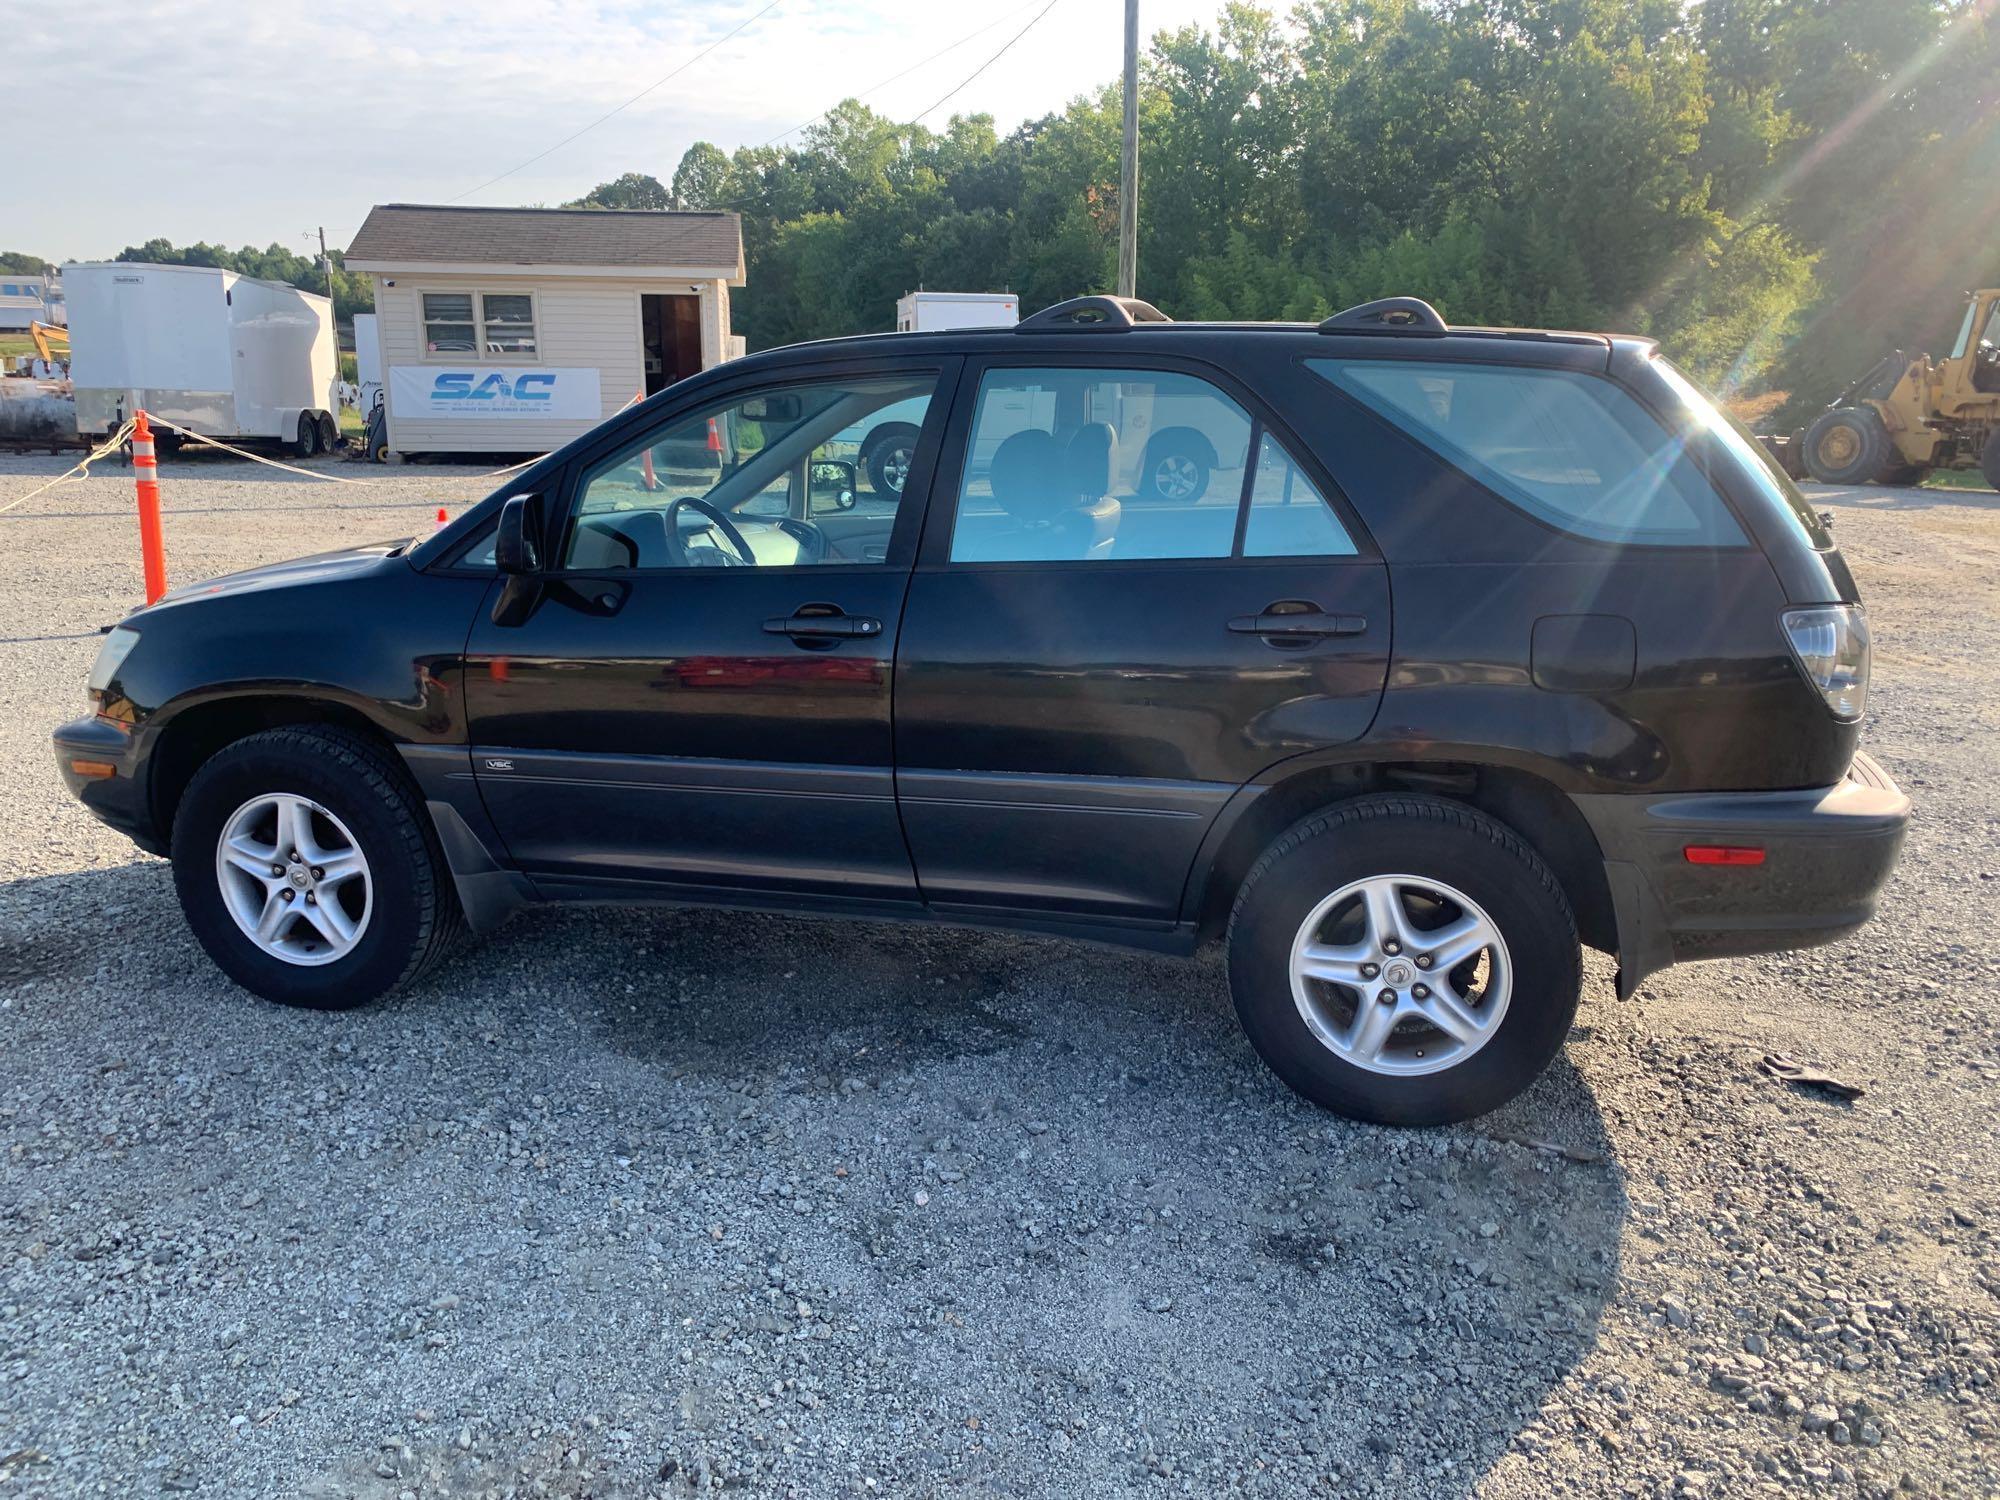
[
  {"xmin": 27, "ymin": 321, "xmax": 69, "ymax": 365},
  {"xmin": 1796, "ymin": 289, "xmax": 2000, "ymax": 489}
]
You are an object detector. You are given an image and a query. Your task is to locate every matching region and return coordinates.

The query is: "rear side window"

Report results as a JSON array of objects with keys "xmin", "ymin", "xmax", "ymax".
[
  {"xmin": 949, "ymin": 366, "xmax": 1358, "ymax": 563},
  {"xmin": 1310, "ymin": 359, "xmax": 1746, "ymax": 547}
]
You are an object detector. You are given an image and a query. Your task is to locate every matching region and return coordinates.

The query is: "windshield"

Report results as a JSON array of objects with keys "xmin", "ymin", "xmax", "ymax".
[
  {"xmin": 1950, "ymin": 298, "xmax": 1980, "ymax": 359},
  {"xmin": 1652, "ymin": 358, "xmax": 1834, "ymax": 551}
]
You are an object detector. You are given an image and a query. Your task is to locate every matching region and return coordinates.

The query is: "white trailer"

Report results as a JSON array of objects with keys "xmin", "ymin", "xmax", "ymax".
[
  {"xmin": 353, "ymin": 312, "xmax": 382, "ymax": 415},
  {"xmin": 65, "ymin": 263, "xmax": 339, "ymax": 455},
  {"xmin": 895, "ymin": 290, "xmax": 1019, "ymax": 332}
]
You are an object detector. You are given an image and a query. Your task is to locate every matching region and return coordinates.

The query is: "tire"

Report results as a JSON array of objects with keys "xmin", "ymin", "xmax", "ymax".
[
  {"xmin": 1139, "ymin": 432, "xmax": 1213, "ymax": 502},
  {"xmin": 293, "ymin": 412, "xmax": 320, "ymax": 459},
  {"xmin": 862, "ymin": 422, "xmax": 920, "ymax": 496},
  {"xmin": 1226, "ymin": 795, "xmax": 1581, "ymax": 1127},
  {"xmin": 1983, "ymin": 429, "xmax": 2000, "ymax": 492},
  {"xmin": 317, "ymin": 411, "xmax": 340, "ymax": 454},
  {"xmin": 170, "ymin": 726, "xmax": 462, "ymax": 1009},
  {"xmin": 1802, "ymin": 407, "xmax": 1895, "ymax": 485}
]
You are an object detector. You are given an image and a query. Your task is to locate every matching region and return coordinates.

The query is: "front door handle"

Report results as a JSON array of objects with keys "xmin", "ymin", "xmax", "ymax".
[
  {"xmin": 1227, "ymin": 606, "xmax": 1367, "ymax": 638},
  {"xmin": 763, "ymin": 608, "xmax": 883, "ymax": 640}
]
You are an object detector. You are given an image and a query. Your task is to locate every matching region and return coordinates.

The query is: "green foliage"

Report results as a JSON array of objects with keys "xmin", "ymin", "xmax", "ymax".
[
  {"xmin": 566, "ymin": 172, "xmax": 672, "ymax": 211},
  {"xmin": 57, "ymin": 0, "xmax": 1990, "ymax": 409},
  {"xmin": 112, "ymin": 239, "xmax": 374, "ymax": 323},
  {"xmin": 0, "ymin": 251, "xmax": 54, "ymax": 276},
  {"xmin": 636, "ymin": 0, "xmax": 1990, "ymax": 407}
]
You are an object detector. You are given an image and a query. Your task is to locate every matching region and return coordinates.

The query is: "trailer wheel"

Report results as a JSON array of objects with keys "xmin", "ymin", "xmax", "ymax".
[
  {"xmin": 316, "ymin": 412, "xmax": 340, "ymax": 454},
  {"xmin": 294, "ymin": 413, "xmax": 320, "ymax": 459},
  {"xmin": 1983, "ymin": 430, "xmax": 2000, "ymax": 493},
  {"xmin": 1803, "ymin": 407, "xmax": 1895, "ymax": 485}
]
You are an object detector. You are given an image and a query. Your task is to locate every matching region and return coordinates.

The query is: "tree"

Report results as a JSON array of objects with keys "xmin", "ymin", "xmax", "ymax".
[
  {"xmin": 0, "ymin": 251, "xmax": 54, "ymax": 276},
  {"xmin": 672, "ymin": 144, "xmax": 734, "ymax": 209},
  {"xmin": 565, "ymin": 172, "xmax": 672, "ymax": 211}
]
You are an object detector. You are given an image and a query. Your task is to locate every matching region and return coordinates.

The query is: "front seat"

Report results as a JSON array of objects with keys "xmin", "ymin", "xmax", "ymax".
[{"xmin": 1058, "ymin": 422, "xmax": 1123, "ymax": 559}]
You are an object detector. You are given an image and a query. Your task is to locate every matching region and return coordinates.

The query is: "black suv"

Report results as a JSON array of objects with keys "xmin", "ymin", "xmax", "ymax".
[{"xmin": 55, "ymin": 296, "xmax": 1910, "ymax": 1125}]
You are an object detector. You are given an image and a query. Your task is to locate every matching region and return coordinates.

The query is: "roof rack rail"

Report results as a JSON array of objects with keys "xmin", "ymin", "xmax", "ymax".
[
  {"xmin": 1317, "ymin": 297, "xmax": 1449, "ymax": 337},
  {"xmin": 1016, "ymin": 295, "xmax": 1172, "ymax": 333}
]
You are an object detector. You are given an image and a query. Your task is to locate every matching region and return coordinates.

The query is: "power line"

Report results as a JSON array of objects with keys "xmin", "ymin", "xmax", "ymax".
[
  {"xmin": 909, "ymin": 0, "xmax": 1066, "ymax": 126},
  {"xmin": 445, "ymin": 0, "xmax": 785, "ymax": 203},
  {"xmin": 762, "ymin": 0, "xmax": 1047, "ymax": 148}
]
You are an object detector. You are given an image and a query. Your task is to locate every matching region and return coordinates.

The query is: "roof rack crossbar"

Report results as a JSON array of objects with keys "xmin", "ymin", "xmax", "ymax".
[
  {"xmin": 1317, "ymin": 297, "xmax": 1449, "ymax": 337},
  {"xmin": 1016, "ymin": 296, "xmax": 1172, "ymax": 333}
]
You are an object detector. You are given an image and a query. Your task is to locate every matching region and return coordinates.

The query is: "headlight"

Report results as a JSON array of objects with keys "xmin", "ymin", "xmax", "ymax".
[
  {"xmin": 87, "ymin": 626, "xmax": 141, "ymax": 696},
  {"xmin": 1781, "ymin": 606, "xmax": 1870, "ymax": 720}
]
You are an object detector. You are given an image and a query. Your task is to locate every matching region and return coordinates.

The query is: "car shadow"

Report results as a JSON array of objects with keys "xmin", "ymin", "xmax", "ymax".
[{"xmin": 2, "ymin": 863, "xmax": 1628, "ymax": 1496}]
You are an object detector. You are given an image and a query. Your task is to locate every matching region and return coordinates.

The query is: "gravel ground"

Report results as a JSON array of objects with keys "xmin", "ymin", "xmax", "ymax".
[{"xmin": 1, "ymin": 450, "xmax": 1996, "ymax": 1499}]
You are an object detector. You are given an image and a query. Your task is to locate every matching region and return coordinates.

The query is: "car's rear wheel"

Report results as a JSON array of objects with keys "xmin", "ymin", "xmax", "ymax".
[
  {"xmin": 170, "ymin": 726, "xmax": 460, "ymax": 1009},
  {"xmin": 1226, "ymin": 795, "xmax": 1580, "ymax": 1126}
]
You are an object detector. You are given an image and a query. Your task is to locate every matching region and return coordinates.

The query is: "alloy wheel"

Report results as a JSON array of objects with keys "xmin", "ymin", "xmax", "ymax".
[
  {"xmin": 1287, "ymin": 874, "xmax": 1512, "ymax": 1076},
  {"xmin": 214, "ymin": 792, "xmax": 372, "ymax": 965}
]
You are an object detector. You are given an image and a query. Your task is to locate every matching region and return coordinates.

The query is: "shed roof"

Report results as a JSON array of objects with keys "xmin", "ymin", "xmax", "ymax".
[{"xmin": 345, "ymin": 204, "xmax": 743, "ymax": 277}]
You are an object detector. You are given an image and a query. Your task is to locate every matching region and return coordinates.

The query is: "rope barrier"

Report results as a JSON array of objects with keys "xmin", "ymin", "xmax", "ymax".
[
  {"xmin": 0, "ymin": 419, "xmax": 138, "ymax": 516},
  {"xmin": 143, "ymin": 415, "xmax": 548, "ymax": 487},
  {"xmin": 2, "ymin": 387, "xmax": 653, "ymax": 515}
]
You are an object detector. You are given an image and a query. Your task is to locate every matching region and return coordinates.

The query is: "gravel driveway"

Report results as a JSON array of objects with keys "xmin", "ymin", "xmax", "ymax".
[{"xmin": 1, "ymin": 452, "xmax": 1995, "ymax": 1499}]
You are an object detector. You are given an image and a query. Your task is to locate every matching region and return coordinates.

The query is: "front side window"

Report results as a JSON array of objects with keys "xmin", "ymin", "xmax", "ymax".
[
  {"xmin": 1311, "ymin": 358, "xmax": 1746, "ymax": 547},
  {"xmin": 561, "ymin": 374, "xmax": 936, "ymax": 570}
]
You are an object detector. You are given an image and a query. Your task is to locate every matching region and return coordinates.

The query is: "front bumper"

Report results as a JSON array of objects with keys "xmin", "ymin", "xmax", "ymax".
[
  {"xmin": 53, "ymin": 714, "xmax": 164, "ymax": 855},
  {"xmin": 1574, "ymin": 751, "xmax": 1910, "ymax": 997}
]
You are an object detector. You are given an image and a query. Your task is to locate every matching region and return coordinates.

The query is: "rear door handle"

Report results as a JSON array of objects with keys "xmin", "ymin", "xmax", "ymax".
[
  {"xmin": 1227, "ymin": 609, "xmax": 1367, "ymax": 638},
  {"xmin": 763, "ymin": 610, "xmax": 882, "ymax": 639}
]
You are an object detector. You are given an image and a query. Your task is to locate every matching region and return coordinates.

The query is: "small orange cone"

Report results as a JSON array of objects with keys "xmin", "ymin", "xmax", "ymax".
[{"xmin": 433, "ymin": 507, "xmax": 448, "ymax": 532}]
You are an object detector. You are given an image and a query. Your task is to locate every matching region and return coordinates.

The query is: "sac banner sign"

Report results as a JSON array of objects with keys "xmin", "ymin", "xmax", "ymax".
[{"xmin": 389, "ymin": 366, "xmax": 602, "ymax": 420}]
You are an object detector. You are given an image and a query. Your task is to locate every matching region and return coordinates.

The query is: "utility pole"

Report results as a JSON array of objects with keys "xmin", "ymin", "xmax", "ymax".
[
  {"xmin": 1117, "ymin": 0, "xmax": 1139, "ymax": 298},
  {"xmin": 316, "ymin": 226, "xmax": 335, "ymax": 303}
]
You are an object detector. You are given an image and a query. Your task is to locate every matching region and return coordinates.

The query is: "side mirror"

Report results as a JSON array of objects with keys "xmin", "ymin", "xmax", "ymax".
[
  {"xmin": 494, "ymin": 493, "xmax": 543, "ymax": 575},
  {"xmin": 808, "ymin": 458, "xmax": 859, "ymax": 513}
]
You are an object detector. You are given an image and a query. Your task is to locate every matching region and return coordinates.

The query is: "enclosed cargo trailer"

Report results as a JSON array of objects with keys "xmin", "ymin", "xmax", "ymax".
[{"xmin": 65, "ymin": 263, "xmax": 338, "ymax": 455}]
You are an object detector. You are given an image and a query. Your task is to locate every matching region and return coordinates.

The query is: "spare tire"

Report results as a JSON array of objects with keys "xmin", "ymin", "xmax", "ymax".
[{"xmin": 1803, "ymin": 407, "xmax": 1896, "ymax": 485}]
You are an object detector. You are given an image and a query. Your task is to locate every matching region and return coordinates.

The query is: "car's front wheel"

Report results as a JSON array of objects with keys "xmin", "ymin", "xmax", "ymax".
[
  {"xmin": 1227, "ymin": 795, "xmax": 1580, "ymax": 1126},
  {"xmin": 170, "ymin": 726, "xmax": 460, "ymax": 1008}
]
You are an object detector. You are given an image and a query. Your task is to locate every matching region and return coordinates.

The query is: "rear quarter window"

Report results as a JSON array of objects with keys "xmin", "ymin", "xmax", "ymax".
[{"xmin": 1308, "ymin": 358, "xmax": 1747, "ymax": 548}]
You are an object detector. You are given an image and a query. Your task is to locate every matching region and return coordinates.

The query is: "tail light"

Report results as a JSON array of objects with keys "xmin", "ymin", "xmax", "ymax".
[{"xmin": 1781, "ymin": 606, "xmax": 1870, "ymax": 720}]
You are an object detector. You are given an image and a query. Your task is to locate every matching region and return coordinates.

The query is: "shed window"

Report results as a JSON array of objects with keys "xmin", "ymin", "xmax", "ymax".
[
  {"xmin": 422, "ymin": 291, "xmax": 537, "ymax": 357},
  {"xmin": 481, "ymin": 294, "xmax": 536, "ymax": 355},
  {"xmin": 422, "ymin": 293, "xmax": 476, "ymax": 354}
]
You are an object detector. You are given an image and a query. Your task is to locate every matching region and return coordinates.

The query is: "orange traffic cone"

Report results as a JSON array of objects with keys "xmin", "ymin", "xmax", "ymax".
[{"xmin": 132, "ymin": 411, "xmax": 168, "ymax": 604}]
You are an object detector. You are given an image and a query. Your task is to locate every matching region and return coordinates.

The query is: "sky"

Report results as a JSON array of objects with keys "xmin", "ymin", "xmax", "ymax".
[{"xmin": 14, "ymin": 0, "xmax": 1221, "ymax": 262}]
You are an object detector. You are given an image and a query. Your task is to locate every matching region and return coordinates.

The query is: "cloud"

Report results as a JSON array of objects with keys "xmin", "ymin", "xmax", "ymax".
[{"xmin": 15, "ymin": 0, "xmax": 1217, "ymax": 256}]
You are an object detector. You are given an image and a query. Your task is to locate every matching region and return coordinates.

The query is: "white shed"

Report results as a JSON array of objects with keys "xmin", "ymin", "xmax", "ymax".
[{"xmin": 345, "ymin": 203, "xmax": 746, "ymax": 458}]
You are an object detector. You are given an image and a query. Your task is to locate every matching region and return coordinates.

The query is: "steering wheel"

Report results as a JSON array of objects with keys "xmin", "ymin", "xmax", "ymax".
[{"xmin": 664, "ymin": 496, "xmax": 757, "ymax": 567}]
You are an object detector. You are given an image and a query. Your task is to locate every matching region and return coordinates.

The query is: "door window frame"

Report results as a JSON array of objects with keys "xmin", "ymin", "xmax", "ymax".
[
  {"xmin": 539, "ymin": 353, "xmax": 964, "ymax": 577},
  {"xmin": 919, "ymin": 351, "xmax": 1380, "ymax": 571}
]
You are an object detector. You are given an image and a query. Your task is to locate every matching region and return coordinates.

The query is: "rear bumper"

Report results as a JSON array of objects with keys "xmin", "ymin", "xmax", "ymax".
[
  {"xmin": 53, "ymin": 714, "xmax": 165, "ymax": 855},
  {"xmin": 1574, "ymin": 751, "xmax": 1910, "ymax": 997}
]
